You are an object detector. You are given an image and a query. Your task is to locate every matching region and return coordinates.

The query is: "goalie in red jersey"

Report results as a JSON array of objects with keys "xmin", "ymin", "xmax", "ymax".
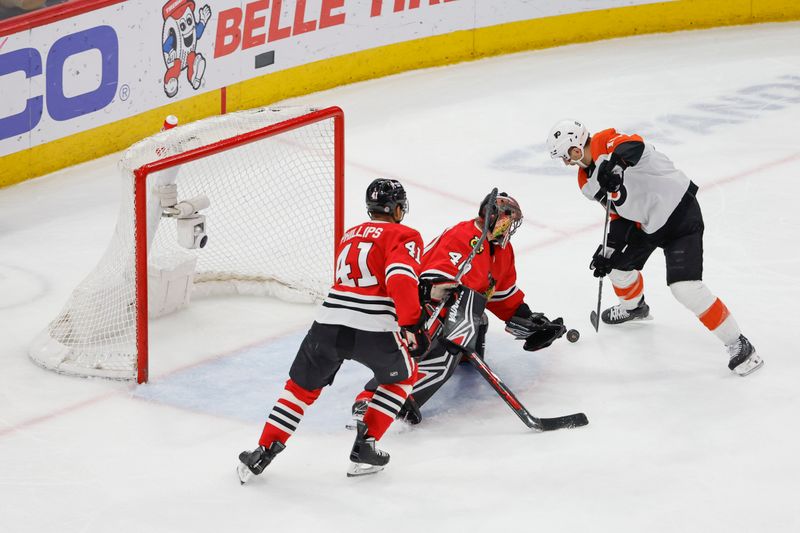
[
  {"xmin": 237, "ymin": 178, "xmax": 428, "ymax": 480},
  {"xmin": 352, "ymin": 191, "xmax": 567, "ymax": 425}
]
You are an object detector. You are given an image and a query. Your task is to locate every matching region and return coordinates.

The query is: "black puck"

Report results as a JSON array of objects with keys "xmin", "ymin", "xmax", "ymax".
[{"xmin": 567, "ymin": 329, "xmax": 580, "ymax": 343}]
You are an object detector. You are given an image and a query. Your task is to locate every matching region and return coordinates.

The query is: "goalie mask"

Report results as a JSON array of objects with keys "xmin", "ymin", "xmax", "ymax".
[
  {"xmin": 366, "ymin": 178, "xmax": 409, "ymax": 220},
  {"xmin": 478, "ymin": 192, "xmax": 523, "ymax": 248}
]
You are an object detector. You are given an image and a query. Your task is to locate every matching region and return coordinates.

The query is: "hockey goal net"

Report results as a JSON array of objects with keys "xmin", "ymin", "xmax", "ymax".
[{"xmin": 29, "ymin": 106, "xmax": 344, "ymax": 383}]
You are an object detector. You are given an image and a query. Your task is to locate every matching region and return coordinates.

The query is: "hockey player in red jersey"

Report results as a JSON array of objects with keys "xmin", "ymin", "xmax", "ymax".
[
  {"xmin": 546, "ymin": 119, "xmax": 763, "ymax": 376},
  {"xmin": 237, "ymin": 178, "xmax": 427, "ymax": 480},
  {"xmin": 352, "ymin": 192, "xmax": 567, "ymax": 425}
]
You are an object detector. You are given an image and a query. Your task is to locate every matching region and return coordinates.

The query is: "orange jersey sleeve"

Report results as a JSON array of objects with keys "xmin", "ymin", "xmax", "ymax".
[{"xmin": 590, "ymin": 128, "xmax": 644, "ymax": 160}]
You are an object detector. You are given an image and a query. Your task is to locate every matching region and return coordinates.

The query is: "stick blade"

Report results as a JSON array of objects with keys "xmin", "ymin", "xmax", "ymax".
[
  {"xmin": 590, "ymin": 311, "xmax": 599, "ymax": 332},
  {"xmin": 534, "ymin": 412, "xmax": 589, "ymax": 431}
]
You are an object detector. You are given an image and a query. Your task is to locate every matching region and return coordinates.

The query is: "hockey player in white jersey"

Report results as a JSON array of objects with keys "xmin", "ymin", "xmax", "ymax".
[{"xmin": 546, "ymin": 120, "xmax": 763, "ymax": 376}]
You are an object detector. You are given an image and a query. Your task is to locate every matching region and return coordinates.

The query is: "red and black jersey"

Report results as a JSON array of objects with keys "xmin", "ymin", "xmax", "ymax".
[
  {"xmin": 421, "ymin": 219, "xmax": 524, "ymax": 321},
  {"xmin": 316, "ymin": 221, "xmax": 423, "ymax": 332}
]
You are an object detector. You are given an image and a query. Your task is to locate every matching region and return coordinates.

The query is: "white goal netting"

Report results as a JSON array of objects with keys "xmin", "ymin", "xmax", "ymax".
[{"xmin": 29, "ymin": 106, "xmax": 342, "ymax": 381}]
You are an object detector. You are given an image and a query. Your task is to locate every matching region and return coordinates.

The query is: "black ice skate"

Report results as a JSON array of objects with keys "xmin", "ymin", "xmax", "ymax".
[
  {"xmin": 726, "ymin": 335, "xmax": 763, "ymax": 376},
  {"xmin": 237, "ymin": 441, "xmax": 286, "ymax": 484},
  {"xmin": 601, "ymin": 297, "xmax": 651, "ymax": 325},
  {"xmin": 347, "ymin": 421, "xmax": 390, "ymax": 477}
]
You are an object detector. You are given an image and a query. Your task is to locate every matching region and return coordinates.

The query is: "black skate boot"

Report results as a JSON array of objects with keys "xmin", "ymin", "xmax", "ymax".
[
  {"xmin": 601, "ymin": 297, "xmax": 651, "ymax": 325},
  {"xmin": 396, "ymin": 395, "xmax": 422, "ymax": 425},
  {"xmin": 347, "ymin": 421, "xmax": 390, "ymax": 477},
  {"xmin": 237, "ymin": 441, "xmax": 286, "ymax": 484},
  {"xmin": 726, "ymin": 335, "xmax": 763, "ymax": 376}
]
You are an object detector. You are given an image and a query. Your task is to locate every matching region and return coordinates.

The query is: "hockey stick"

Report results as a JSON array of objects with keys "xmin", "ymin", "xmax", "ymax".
[
  {"xmin": 463, "ymin": 351, "xmax": 589, "ymax": 431},
  {"xmin": 424, "ymin": 188, "xmax": 498, "ymax": 333},
  {"xmin": 589, "ymin": 197, "xmax": 612, "ymax": 332}
]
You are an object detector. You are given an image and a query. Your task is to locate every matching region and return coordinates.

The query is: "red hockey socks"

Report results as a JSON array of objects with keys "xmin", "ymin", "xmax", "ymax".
[
  {"xmin": 259, "ymin": 379, "xmax": 322, "ymax": 447},
  {"xmin": 362, "ymin": 373, "xmax": 416, "ymax": 440}
]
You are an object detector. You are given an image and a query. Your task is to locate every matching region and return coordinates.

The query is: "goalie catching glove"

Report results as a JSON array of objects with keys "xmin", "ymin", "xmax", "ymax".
[{"xmin": 505, "ymin": 303, "xmax": 567, "ymax": 352}]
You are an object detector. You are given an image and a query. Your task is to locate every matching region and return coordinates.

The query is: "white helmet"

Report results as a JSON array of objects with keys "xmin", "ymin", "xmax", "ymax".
[{"xmin": 547, "ymin": 119, "xmax": 589, "ymax": 163}]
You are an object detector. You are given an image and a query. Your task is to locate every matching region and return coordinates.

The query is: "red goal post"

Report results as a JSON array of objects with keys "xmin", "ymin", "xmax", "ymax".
[{"xmin": 30, "ymin": 106, "xmax": 345, "ymax": 384}]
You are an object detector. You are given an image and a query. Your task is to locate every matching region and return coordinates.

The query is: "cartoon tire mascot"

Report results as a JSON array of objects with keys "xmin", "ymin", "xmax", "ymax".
[{"xmin": 161, "ymin": 0, "xmax": 212, "ymax": 98}]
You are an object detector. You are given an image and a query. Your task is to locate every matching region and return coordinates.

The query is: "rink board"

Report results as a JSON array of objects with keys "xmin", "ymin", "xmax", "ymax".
[{"xmin": 0, "ymin": 0, "xmax": 797, "ymax": 187}]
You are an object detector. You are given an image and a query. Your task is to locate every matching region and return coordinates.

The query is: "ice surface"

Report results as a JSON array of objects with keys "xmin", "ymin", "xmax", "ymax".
[{"xmin": 1, "ymin": 22, "xmax": 799, "ymax": 533}]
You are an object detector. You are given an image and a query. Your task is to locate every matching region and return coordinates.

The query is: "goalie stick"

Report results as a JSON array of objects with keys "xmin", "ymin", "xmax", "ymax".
[
  {"xmin": 590, "ymin": 196, "xmax": 612, "ymax": 332},
  {"xmin": 463, "ymin": 351, "xmax": 589, "ymax": 431}
]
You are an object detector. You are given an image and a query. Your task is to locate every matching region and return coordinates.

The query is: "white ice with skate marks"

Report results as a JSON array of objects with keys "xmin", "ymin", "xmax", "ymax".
[{"xmin": 1, "ymin": 22, "xmax": 800, "ymax": 533}]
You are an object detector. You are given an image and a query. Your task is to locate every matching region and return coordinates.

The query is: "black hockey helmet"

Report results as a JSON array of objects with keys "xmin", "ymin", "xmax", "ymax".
[
  {"xmin": 366, "ymin": 178, "xmax": 409, "ymax": 218},
  {"xmin": 478, "ymin": 191, "xmax": 523, "ymax": 248}
]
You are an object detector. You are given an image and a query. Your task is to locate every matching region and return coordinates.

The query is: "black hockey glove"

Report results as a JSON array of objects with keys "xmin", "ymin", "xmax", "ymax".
[
  {"xmin": 589, "ymin": 244, "xmax": 614, "ymax": 278},
  {"xmin": 523, "ymin": 317, "xmax": 566, "ymax": 352},
  {"xmin": 505, "ymin": 312, "xmax": 566, "ymax": 352},
  {"xmin": 400, "ymin": 315, "xmax": 431, "ymax": 359},
  {"xmin": 596, "ymin": 153, "xmax": 625, "ymax": 193},
  {"xmin": 505, "ymin": 312, "xmax": 549, "ymax": 340}
]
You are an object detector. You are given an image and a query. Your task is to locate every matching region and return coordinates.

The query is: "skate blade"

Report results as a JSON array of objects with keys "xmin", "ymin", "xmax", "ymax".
[
  {"xmin": 346, "ymin": 462, "xmax": 384, "ymax": 477},
  {"xmin": 733, "ymin": 355, "xmax": 764, "ymax": 377},
  {"xmin": 237, "ymin": 463, "xmax": 254, "ymax": 485},
  {"xmin": 600, "ymin": 314, "xmax": 654, "ymax": 326}
]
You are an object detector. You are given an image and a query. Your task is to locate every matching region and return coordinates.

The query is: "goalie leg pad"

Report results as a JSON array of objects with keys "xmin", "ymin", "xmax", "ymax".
[{"xmin": 409, "ymin": 341, "xmax": 460, "ymax": 408}]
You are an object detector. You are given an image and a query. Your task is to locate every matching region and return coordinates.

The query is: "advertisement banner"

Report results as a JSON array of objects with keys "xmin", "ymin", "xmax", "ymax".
[{"xmin": 0, "ymin": 0, "xmax": 672, "ymax": 158}]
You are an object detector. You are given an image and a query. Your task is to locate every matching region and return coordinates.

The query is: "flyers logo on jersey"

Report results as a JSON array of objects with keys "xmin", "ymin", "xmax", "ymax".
[{"xmin": 469, "ymin": 236, "xmax": 485, "ymax": 253}]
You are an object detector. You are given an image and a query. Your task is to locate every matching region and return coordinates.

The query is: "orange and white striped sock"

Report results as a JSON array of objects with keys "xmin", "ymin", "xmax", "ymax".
[
  {"xmin": 669, "ymin": 281, "xmax": 740, "ymax": 345},
  {"xmin": 609, "ymin": 270, "xmax": 645, "ymax": 310}
]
